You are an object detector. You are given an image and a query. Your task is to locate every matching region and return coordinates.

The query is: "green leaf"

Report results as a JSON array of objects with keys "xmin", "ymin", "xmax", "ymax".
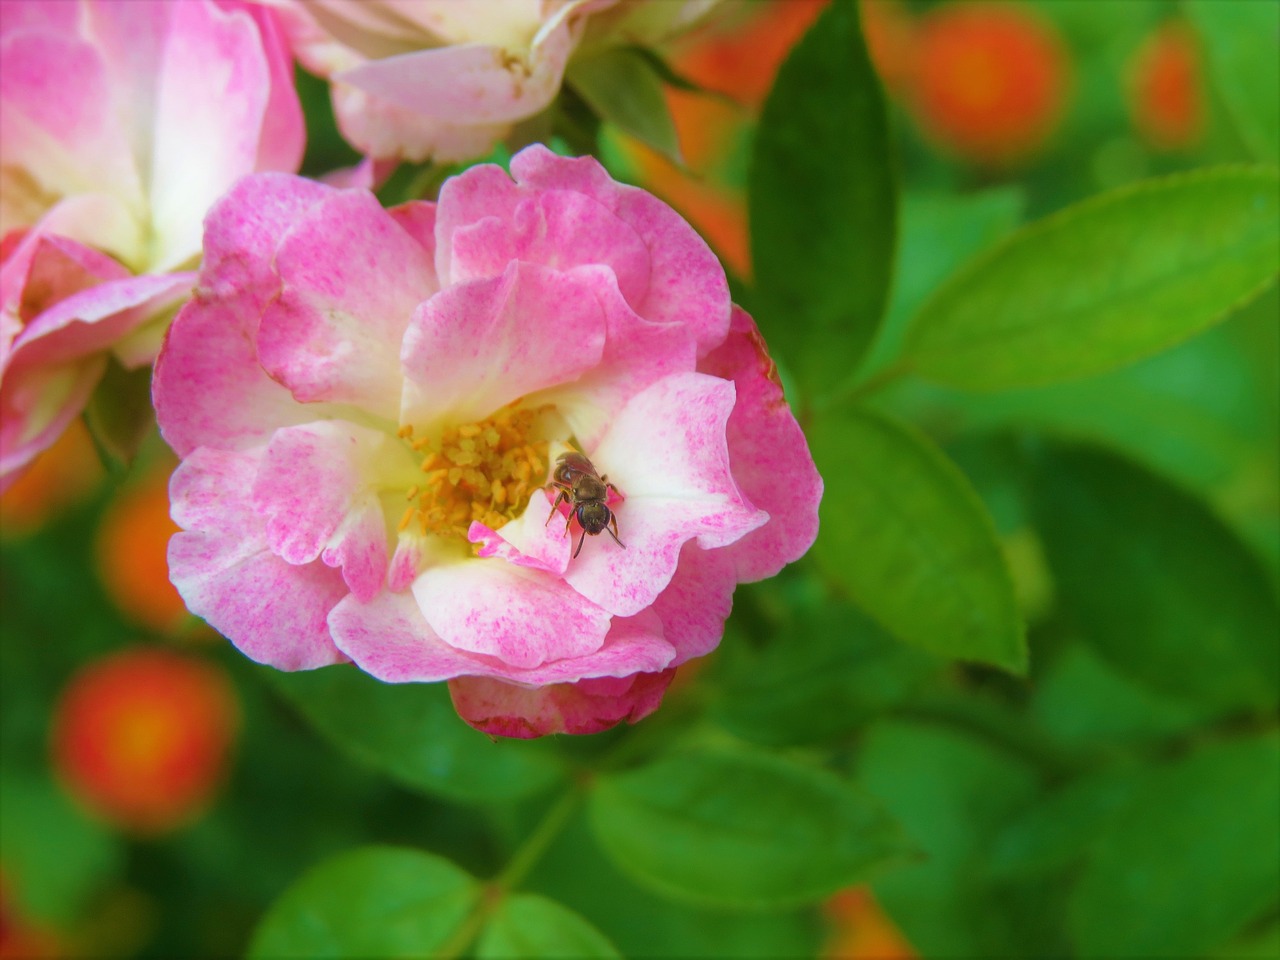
[
  {"xmin": 0, "ymin": 774, "xmax": 121, "ymax": 925},
  {"xmin": 809, "ymin": 407, "xmax": 1025, "ymax": 672},
  {"xmin": 903, "ymin": 167, "xmax": 1280, "ymax": 390},
  {"xmin": 477, "ymin": 894, "xmax": 621, "ymax": 959},
  {"xmin": 1032, "ymin": 444, "xmax": 1280, "ymax": 713},
  {"xmin": 567, "ymin": 47, "xmax": 680, "ymax": 164},
  {"xmin": 1188, "ymin": 0, "xmax": 1280, "ymax": 163},
  {"xmin": 749, "ymin": 0, "xmax": 896, "ymax": 397},
  {"xmin": 268, "ymin": 666, "xmax": 564, "ymax": 804},
  {"xmin": 1070, "ymin": 733, "xmax": 1280, "ymax": 956},
  {"xmin": 588, "ymin": 744, "xmax": 910, "ymax": 908},
  {"xmin": 710, "ymin": 600, "xmax": 940, "ymax": 745},
  {"xmin": 248, "ymin": 846, "xmax": 480, "ymax": 959},
  {"xmin": 858, "ymin": 719, "xmax": 1042, "ymax": 957}
]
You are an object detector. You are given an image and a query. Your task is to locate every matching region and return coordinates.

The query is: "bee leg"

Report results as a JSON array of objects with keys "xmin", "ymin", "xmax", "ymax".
[
  {"xmin": 562, "ymin": 509, "xmax": 574, "ymax": 538},
  {"xmin": 606, "ymin": 514, "xmax": 625, "ymax": 549},
  {"xmin": 574, "ymin": 526, "xmax": 587, "ymax": 558},
  {"xmin": 545, "ymin": 488, "xmax": 568, "ymax": 528}
]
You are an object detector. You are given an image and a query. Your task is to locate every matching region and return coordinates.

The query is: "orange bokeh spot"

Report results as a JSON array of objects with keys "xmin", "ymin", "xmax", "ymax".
[
  {"xmin": 862, "ymin": 0, "xmax": 918, "ymax": 93},
  {"xmin": 909, "ymin": 2, "xmax": 1070, "ymax": 165},
  {"xmin": 94, "ymin": 456, "xmax": 187, "ymax": 633},
  {"xmin": 0, "ymin": 421, "xmax": 104, "ymax": 539},
  {"xmin": 1127, "ymin": 20, "xmax": 1204, "ymax": 151},
  {"xmin": 51, "ymin": 647, "xmax": 238, "ymax": 835},
  {"xmin": 823, "ymin": 886, "xmax": 917, "ymax": 959}
]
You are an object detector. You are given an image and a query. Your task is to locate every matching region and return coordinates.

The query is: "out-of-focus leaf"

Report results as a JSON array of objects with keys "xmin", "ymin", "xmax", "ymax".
[
  {"xmin": 859, "ymin": 719, "xmax": 1043, "ymax": 956},
  {"xmin": 749, "ymin": 0, "xmax": 896, "ymax": 397},
  {"xmin": 810, "ymin": 407, "xmax": 1025, "ymax": 672},
  {"xmin": 1032, "ymin": 444, "xmax": 1280, "ymax": 713},
  {"xmin": 525, "ymin": 808, "xmax": 823, "ymax": 957},
  {"xmin": 1030, "ymin": 644, "xmax": 1217, "ymax": 751},
  {"xmin": 567, "ymin": 47, "xmax": 680, "ymax": 163},
  {"xmin": 710, "ymin": 601, "xmax": 940, "ymax": 745},
  {"xmin": 268, "ymin": 666, "xmax": 563, "ymax": 804},
  {"xmin": 247, "ymin": 846, "xmax": 480, "ymax": 958},
  {"xmin": 0, "ymin": 774, "xmax": 120, "ymax": 925},
  {"xmin": 862, "ymin": 188, "xmax": 1024, "ymax": 374},
  {"xmin": 588, "ymin": 744, "xmax": 910, "ymax": 908},
  {"xmin": 477, "ymin": 894, "xmax": 620, "ymax": 959},
  {"xmin": 1188, "ymin": 0, "xmax": 1280, "ymax": 162},
  {"xmin": 903, "ymin": 168, "xmax": 1280, "ymax": 390},
  {"xmin": 1070, "ymin": 733, "xmax": 1280, "ymax": 956}
]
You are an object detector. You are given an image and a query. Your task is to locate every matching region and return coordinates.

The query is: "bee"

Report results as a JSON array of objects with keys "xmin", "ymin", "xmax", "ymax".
[{"xmin": 545, "ymin": 451, "xmax": 626, "ymax": 558}]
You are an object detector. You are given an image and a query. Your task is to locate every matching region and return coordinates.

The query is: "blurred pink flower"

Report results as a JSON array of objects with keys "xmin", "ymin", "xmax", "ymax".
[
  {"xmin": 0, "ymin": 0, "xmax": 303, "ymax": 487},
  {"xmin": 271, "ymin": 0, "xmax": 720, "ymax": 163},
  {"xmin": 154, "ymin": 145, "xmax": 821, "ymax": 737}
]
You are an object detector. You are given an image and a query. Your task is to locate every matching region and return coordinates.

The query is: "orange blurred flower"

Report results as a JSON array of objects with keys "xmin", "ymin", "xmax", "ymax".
[
  {"xmin": 823, "ymin": 886, "xmax": 916, "ymax": 960},
  {"xmin": 907, "ymin": 2, "xmax": 1070, "ymax": 166},
  {"xmin": 862, "ymin": 0, "xmax": 918, "ymax": 93},
  {"xmin": 51, "ymin": 647, "xmax": 238, "ymax": 835},
  {"xmin": 1127, "ymin": 20, "xmax": 1205, "ymax": 151},
  {"xmin": 94, "ymin": 456, "xmax": 186, "ymax": 633},
  {"xmin": 0, "ymin": 420, "xmax": 103, "ymax": 539}
]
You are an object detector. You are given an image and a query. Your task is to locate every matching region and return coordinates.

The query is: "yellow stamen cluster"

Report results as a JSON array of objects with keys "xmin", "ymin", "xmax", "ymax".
[{"xmin": 396, "ymin": 403, "xmax": 550, "ymax": 541}]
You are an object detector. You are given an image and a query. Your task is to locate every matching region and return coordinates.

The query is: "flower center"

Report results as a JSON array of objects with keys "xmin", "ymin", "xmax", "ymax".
[{"xmin": 396, "ymin": 402, "xmax": 551, "ymax": 541}]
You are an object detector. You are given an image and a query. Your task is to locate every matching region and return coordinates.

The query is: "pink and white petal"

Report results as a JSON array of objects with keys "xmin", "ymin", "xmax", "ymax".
[
  {"xmin": 197, "ymin": 173, "xmax": 334, "ymax": 323},
  {"xmin": 221, "ymin": 0, "xmax": 306, "ymax": 174},
  {"xmin": 337, "ymin": 27, "xmax": 570, "ymax": 126},
  {"xmin": 387, "ymin": 200, "xmax": 438, "ymax": 275},
  {"xmin": 147, "ymin": 0, "xmax": 276, "ymax": 272},
  {"xmin": 252, "ymin": 419, "xmax": 415, "ymax": 569},
  {"xmin": 8, "ymin": 271, "xmax": 193, "ymax": 370},
  {"xmin": 543, "ymin": 269, "xmax": 696, "ymax": 450},
  {"xmin": 559, "ymin": 372, "xmax": 766, "ymax": 617},
  {"xmin": 412, "ymin": 557, "xmax": 611, "ymax": 669},
  {"xmin": 154, "ymin": 295, "xmax": 326, "ymax": 458},
  {"xmin": 0, "ymin": 32, "xmax": 143, "ymax": 230},
  {"xmin": 449, "ymin": 189, "xmax": 651, "ymax": 307},
  {"xmin": 168, "ymin": 446, "xmax": 348, "ymax": 670},
  {"xmin": 0, "ymin": 355, "xmax": 103, "ymax": 491},
  {"xmin": 321, "ymin": 492, "xmax": 389, "ymax": 601},
  {"xmin": 510, "ymin": 145, "xmax": 731, "ymax": 354},
  {"xmin": 0, "ymin": 1, "xmax": 79, "ymax": 35},
  {"xmin": 330, "ymin": 81, "xmax": 509, "ymax": 164},
  {"xmin": 257, "ymin": 189, "xmax": 435, "ymax": 413},
  {"xmin": 400, "ymin": 261, "xmax": 605, "ymax": 426},
  {"xmin": 388, "ymin": 533, "xmax": 429, "ymax": 592},
  {"xmin": 699, "ymin": 308, "xmax": 821, "ymax": 581},
  {"xmin": 433, "ymin": 161, "xmax": 522, "ymax": 287},
  {"xmin": 1, "ymin": 231, "xmax": 127, "ymax": 342},
  {"xmin": 329, "ymin": 589, "xmax": 495, "ymax": 683},
  {"xmin": 501, "ymin": 610, "xmax": 675, "ymax": 686},
  {"xmin": 651, "ymin": 542, "xmax": 737, "ymax": 665},
  {"xmin": 28, "ymin": 194, "xmax": 145, "ymax": 270},
  {"xmin": 469, "ymin": 488, "xmax": 571, "ymax": 576},
  {"xmin": 448, "ymin": 667, "xmax": 676, "ymax": 738}
]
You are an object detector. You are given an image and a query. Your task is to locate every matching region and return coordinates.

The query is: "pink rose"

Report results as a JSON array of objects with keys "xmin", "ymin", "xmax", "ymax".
[
  {"xmin": 0, "ymin": 0, "xmax": 303, "ymax": 487},
  {"xmin": 153, "ymin": 145, "xmax": 820, "ymax": 737},
  {"xmin": 271, "ymin": 0, "xmax": 720, "ymax": 164}
]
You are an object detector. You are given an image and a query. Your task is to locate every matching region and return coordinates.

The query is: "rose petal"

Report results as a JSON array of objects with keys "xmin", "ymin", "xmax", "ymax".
[
  {"xmin": 168, "ymin": 446, "xmax": 348, "ymax": 670},
  {"xmin": 698, "ymin": 307, "xmax": 822, "ymax": 580},
  {"xmin": 400, "ymin": 260, "xmax": 606, "ymax": 426},
  {"xmin": 0, "ymin": 355, "xmax": 103, "ymax": 489},
  {"xmin": 448, "ymin": 667, "xmax": 676, "ymax": 738},
  {"xmin": 651, "ymin": 541, "xmax": 737, "ymax": 665},
  {"xmin": 412, "ymin": 557, "xmax": 611, "ymax": 669},
  {"xmin": 257, "ymin": 189, "xmax": 436, "ymax": 414}
]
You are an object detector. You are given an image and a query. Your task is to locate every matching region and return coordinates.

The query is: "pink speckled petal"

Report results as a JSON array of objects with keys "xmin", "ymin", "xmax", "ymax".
[
  {"xmin": 651, "ymin": 542, "xmax": 737, "ymax": 665},
  {"xmin": 412, "ymin": 557, "xmax": 611, "ymax": 669},
  {"xmin": 168, "ymin": 446, "xmax": 348, "ymax": 670},
  {"xmin": 253, "ymin": 421, "xmax": 416, "ymax": 596},
  {"xmin": 257, "ymin": 189, "xmax": 436, "ymax": 414},
  {"xmin": 510, "ymin": 145, "xmax": 731, "ymax": 355},
  {"xmin": 222, "ymin": 0, "xmax": 306, "ymax": 174},
  {"xmin": 0, "ymin": 355, "xmax": 103, "ymax": 490},
  {"xmin": 448, "ymin": 667, "xmax": 676, "ymax": 738},
  {"xmin": 468, "ymin": 488, "xmax": 570, "ymax": 575},
  {"xmin": 558, "ymin": 372, "xmax": 766, "ymax": 617},
  {"xmin": 400, "ymin": 260, "xmax": 605, "ymax": 425},
  {"xmin": 699, "ymin": 307, "xmax": 821, "ymax": 580},
  {"xmin": 433, "ymin": 161, "xmax": 522, "ymax": 287}
]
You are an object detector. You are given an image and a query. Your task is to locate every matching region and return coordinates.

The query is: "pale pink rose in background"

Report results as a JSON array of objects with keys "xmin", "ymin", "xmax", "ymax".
[
  {"xmin": 0, "ymin": 0, "xmax": 304, "ymax": 488},
  {"xmin": 270, "ymin": 0, "xmax": 720, "ymax": 163},
  {"xmin": 154, "ymin": 145, "xmax": 820, "ymax": 737}
]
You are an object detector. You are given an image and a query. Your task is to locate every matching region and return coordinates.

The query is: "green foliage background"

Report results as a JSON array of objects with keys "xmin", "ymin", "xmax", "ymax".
[{"xmin": 1, "ymin": 0, "xmax": 1277, "ymax": 956}]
